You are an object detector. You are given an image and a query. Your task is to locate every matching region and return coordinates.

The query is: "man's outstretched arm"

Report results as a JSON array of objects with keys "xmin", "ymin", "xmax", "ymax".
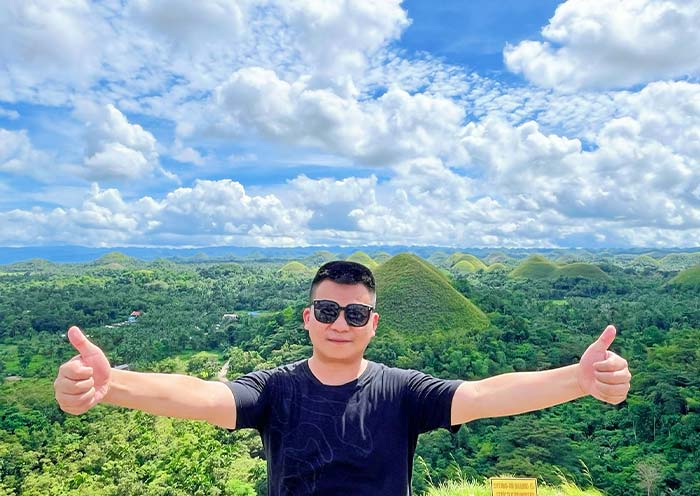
[
  {"xmin": 54, "ymin": 326, "xmax": 237, "ymax": 429},
  {"xmin": 451, "ymin": 325, "xmax": 631, "ymax": 425}
]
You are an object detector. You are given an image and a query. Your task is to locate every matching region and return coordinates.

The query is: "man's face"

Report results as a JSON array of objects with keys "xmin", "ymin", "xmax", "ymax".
[{"xmin": 302, "ymin": 280, "xmax": 380, "ymax": 363}]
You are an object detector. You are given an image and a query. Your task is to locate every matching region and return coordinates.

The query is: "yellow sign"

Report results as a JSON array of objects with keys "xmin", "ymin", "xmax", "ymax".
[{"xmin": 490, "ymin": 477, "xmax": 538, "ymax": 496}]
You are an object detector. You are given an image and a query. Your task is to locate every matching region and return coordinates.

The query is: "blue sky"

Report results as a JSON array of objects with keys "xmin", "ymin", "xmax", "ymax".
[{"xmin": 1, "ymin": 0, "xmax": 700, "ymax": 248}]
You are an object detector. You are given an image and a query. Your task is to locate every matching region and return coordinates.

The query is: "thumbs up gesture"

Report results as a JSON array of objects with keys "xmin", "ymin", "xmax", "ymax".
[
  {"xmin": 577, "ymin": 325, "xmax": 631, "ymax": 404},
  {"xmin": 54, "ymin": 326, "xmax": 112, "ymax": 415}
]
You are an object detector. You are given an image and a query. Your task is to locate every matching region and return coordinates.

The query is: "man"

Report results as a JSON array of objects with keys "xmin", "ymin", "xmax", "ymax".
[{"xmin": 54, "ymin": 260, "xmax": 631, "ymax": 495}]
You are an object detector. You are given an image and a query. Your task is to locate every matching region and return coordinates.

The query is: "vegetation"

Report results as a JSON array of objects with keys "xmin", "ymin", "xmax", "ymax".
[
  {"xmin": 667, "ymin": 265, "xmax": 700, "ymax": 289},
  {"xmin": 1, "ymin": 249, "xmax": 699, "ymax": 495},
  {"xmin": 346, "ymin": 251, "xmax": 379, "ymax": 270},
  {"xmin": 374, "ymin": 254, "xmax": 489, "ymax": 335},
  {"xmin": 279, "ymin": 261, "xmax": 312, "ymax": 275},
  {"xmin": 510, "ymin": 256, "xmax": 608, "ymax": 281},
  {"xmin": 446, "ymin": 253, "xmax": 488, "ymax": 272}
]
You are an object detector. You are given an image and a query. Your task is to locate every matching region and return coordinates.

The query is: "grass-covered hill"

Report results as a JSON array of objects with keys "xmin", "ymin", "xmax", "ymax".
[
  {"xmin": 452, "ymin": 259, "xmax": 480, "ymax": 274},
  {"xmin": 484, "ymin": 251, "xmax": 512, "ymax": 264},
  {"xmin": 659, "ymin": 252, "xmax": 700, "ymax": 271},
  {"xmin": 346, "ymin": 251, "xmax": 379, "ymax": 270},
  {"xmin": 279, "ymin": 261, "xmax": 313, "ymax": 275},
  {"xmin": 510, "ymin": 256, "xmax": 608, "ymax": 281},
  {"xmin": 631, "ymin": 254, "xmax": 660, "ymax": 271},
  {"xmin": 446, "ymin": 253, "xmax": 488, "ymax": 271},
  {"xmin": 92, "ymin": 251, "xmax": 140, "ymax": 268},
  {"xmin": 509, "ymin": 255, "xmax": 558, "ymax": 279},
  {"xmin": 302, "ymin": 250, "xmax": 337, "ymax": 267},
  {"xmin": 485, "ymin": 262, "xmax": 507, "ymax": 272},
  {"xmin": 2, "ymin": 258, "xmax": 57, "ymax": 274},
  {"xmin": 372, "ymin": 251, "xmax": 392, "ymax": 264},
  {"xmin": 374, "ymin": 253, "xmax": 488, "ymax": 334},
  {"xmin": 667, "ymin": 264, "xmax": 700, "ymax": 289},
  {"xmin": 556, "ymin": 263, "xmax": 609, "ymax": 281}
]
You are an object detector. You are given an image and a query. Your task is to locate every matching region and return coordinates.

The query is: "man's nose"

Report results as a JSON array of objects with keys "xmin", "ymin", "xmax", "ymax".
[{"xmin": 330, "ymin": 310, "xmax": 351, "ymax": 330}]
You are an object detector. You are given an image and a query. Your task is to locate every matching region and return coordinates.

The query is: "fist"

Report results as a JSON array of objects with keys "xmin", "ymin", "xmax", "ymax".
[
  {"xmin": 54, "ymin": 326, "xmax": 112, "ymax": 415},
  {"xmin": 577, "ymin": 325, "xmax": 631, "ymax": 404}
]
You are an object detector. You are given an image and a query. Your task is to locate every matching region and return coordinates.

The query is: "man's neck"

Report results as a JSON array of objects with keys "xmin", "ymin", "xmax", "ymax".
[{"xmin": 307, "ymin": 356, "xmax": 368, "ymax": 386}]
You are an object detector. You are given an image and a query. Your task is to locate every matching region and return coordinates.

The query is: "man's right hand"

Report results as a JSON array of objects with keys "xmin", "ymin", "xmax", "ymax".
[{"xmin": 54, "ymin": 326, "xmax": 112, "ymax": 415}]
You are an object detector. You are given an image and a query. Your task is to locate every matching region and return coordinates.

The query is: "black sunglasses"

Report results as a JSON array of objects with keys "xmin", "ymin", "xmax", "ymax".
[{"xmin": 312, "ymin": 299, "xmax": 374, "ymax": 327}]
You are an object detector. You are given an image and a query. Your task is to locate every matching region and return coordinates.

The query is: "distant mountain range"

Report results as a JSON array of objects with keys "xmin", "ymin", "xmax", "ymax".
[{"xmin": 0, "ymin": 244, "xmax": 699, "ymax": 265}]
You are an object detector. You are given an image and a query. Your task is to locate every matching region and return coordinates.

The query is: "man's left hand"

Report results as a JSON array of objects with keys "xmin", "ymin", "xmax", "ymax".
[{"xmin": 577, "ymin": 325, "xmax": 631, "ymax": 404}]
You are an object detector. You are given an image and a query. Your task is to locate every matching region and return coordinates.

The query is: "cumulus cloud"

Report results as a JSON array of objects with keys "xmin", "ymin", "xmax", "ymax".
[
  {"xmin": 0, "ymin": 0, "xmax": 107, "ymax": 104},
  {"xmin": 0, "ymin": 180, "xmax": 314, "ymax": 246},
  {"xmin": 504, "ymin": 0, "xmax": 700, "ymax": 90},
  {"xmin": 74, "ymin": 102, "xmax": 162, "ymax": 181},
  {"xmin": 275, "ymin": 0, "xmax": 409, "ymax": 90},
  {"xmin": 456, "ymin": 82, "xmax": 700, "ymax": 233},
  {"xmin": 0, "ymin": 128, "xmax": 52, "ymax": 180},
  {"xmin": 211, "ymin": 67, "xmax": 467, "ymax": 165},
  {"xmin": 128, "ymin": 0, "xmax": 246, "ymax": 45}
]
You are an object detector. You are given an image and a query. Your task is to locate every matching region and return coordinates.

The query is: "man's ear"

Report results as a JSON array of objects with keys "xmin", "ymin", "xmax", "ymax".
[
  {"xmin": 302, "ymin": 306, "xmax": 311, "ymax": 330},
  {"xmin": 371, "ymin": 312, "xmax": 379, "ymax": 336}
]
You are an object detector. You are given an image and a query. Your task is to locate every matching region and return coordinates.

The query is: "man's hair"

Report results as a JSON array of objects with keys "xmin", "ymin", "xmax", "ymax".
[{"xmin": 309, "ymin": 261, "xmax": 376, "ymax": 302}]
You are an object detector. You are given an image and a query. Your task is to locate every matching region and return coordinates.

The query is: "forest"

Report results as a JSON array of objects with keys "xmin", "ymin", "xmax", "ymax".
[{"xmin": 0, "ymin": 249, "xmax": 698, "ymax": 495}]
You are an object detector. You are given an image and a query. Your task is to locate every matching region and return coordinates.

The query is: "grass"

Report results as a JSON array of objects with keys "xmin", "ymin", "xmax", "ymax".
[
  {"xmin": 426, "ymin": 478, "xmax": 605, "ymax": 496},
  {"xmin": 510, "ymin": 256, "xmax": 608, "ymax": 281},
  {"xmin": 375, "ymin": 253, "xmax": 489, "ymax": 334},
  {"xmin": 668, "ymin": 264, "xmax": 700, "ymax": 288},
  {"xmin": 347, "ymin": 251, "xmax": 379, "ymax": 270},
  {"xmin": 279, "ymin": 261, "xmax": 312, "ymax": 274}
]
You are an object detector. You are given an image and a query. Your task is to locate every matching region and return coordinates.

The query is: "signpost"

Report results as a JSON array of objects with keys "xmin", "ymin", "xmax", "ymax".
[{"xmin": 490, "ymin": 477, "xmax": 538, "ymax": 496}]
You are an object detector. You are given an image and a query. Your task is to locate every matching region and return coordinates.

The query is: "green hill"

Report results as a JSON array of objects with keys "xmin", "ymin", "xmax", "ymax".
[
  {"xmin": 510, "ymin": 256, "xmax": 607, "ymax": 281},
  {"xmin": 346, "ymin": 251, "xmax": 378, "ymax": 270},
  {"xmin": 4, "ymin": 258, "xmax": 56, "ymax": 273},
  {"xmin": 279, "ymin": 261, "xmax": 312, "ymax": 275},
  {"xmin": 510, "ymin": 255, "xmax": 608, "ymax": 281},
  {"xmin": 659, "ymin": 252, "xmax": 700, "ymax": 271},
  {"xmin": 557, "ymin": 263, "xmax": 609, "ymax": 281},
  {"xmin": 427, "ymin": 251, "xmax": 450, "ymax": 267},
  {"xmin": 485, "ymin": 262, "xmax": 507, "ymax": 272},
  {"xmin": 93, "ymin": 251, "xmax": 139, "ymax": 266},
  {"xmin": 633, "ymin": 254, "xmax": 660, "ymax": 268},
  {"xmin": 446, "ymin": 253, "xmax": 487, "ymax": 271},
  {"xmin": 374, "ymin": 253, "xmax": 488, "ymax": 334},
  {"xmin": 510, "ymin": 255, "xmax": 558, "ymax": 279},
  {"xmin": 371, "ymin": 251, "xmax": 392, "ymax": 264},
  {"xmin": 668, "ymin": 265, "xmax": 700, "ymax": 289},
  {"xmin": 303, "ymin": 250, "xmax": 337, "ymax": 267},
  {"xmin": 484, "ymin": 251, "xmax": 512, "ymax": 264},
  {"xmin": 452, "ymin": 259, "xmax": 479, "ymax": 274}
]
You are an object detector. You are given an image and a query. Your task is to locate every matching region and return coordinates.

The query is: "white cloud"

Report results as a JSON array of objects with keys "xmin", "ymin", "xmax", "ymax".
[
  {"xmin": 0, "ymin": 180, "xmax": 313, "ymax": 246},
  {"xmin": 211, "ymin": 67, "xmax": 467, "ymax": 165},
  {"xmin": 0, "ymin": 128, "xmax": 52, "ymax": 180},
  {"xmin": 0, "ymin": 0, "xmax": 107, "ymax": 104},
  {"xmin": 74, "ymin": 102, "xmax": 161, "ymax": 181},
  {"xmin": 504, "ymin": 0, "xmax": 700, "ymax": 90},
  {"xmin": 275, "ymin": 0, "xmax": 409, "ymax": 90},
  {"xmin": 128, "ymin": 0, "xmax": 246, "ymax": 45},
  {"xmin": 0, "ymin": 107, "xmax": 20, "ymax": 120}
]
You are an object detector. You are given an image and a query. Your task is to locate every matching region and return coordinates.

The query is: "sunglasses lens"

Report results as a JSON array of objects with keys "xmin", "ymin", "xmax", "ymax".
[
  {"xmin": 313, "ymin": 300, "xmax": 372, "ymax": 326},
  {"xmin": 314, "ymin": 300, "xmax": 340, "ymax": 323},
  {"xmin": 345, "ymin": 304, "xmax": 371, "ymax": 326}
]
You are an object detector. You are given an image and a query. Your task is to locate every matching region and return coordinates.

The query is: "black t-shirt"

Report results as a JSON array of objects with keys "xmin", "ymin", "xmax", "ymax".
[{"xmin": 227, "ymin": 360, "xmax": 463, "ymax": 495}]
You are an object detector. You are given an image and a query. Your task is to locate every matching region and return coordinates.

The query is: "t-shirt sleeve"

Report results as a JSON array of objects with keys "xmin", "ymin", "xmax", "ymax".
[
  {"xmin": 225, "ymin": 369, "xmax": 273, "ymax": 431},
  {"xmin": 404, "ymin": 370, "xmax": 463, "ymax": 434}
]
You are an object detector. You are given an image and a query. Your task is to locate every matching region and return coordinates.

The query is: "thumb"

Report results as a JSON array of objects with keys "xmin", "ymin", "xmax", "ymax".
[
  {"xmin": 591, "ymin": 325, "xmax": 616, "ymax": 352},
  {"xmin": 67, "ymin": 326, "xmax": 101, "ymax": 359}
]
